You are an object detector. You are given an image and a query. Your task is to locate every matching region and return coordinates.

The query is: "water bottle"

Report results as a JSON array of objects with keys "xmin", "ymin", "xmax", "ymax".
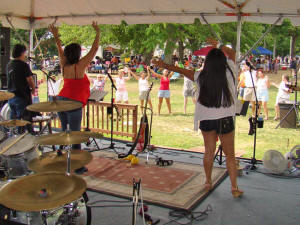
[{"xmin": 257, "ymin": 113, "xmax": 264, "ymax": 128}]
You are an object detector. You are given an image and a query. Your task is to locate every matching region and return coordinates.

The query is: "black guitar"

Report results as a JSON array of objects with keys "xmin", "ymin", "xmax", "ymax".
[{"xmin": 118, "ymin": 83, "xmax": 153, "ymax": 158}]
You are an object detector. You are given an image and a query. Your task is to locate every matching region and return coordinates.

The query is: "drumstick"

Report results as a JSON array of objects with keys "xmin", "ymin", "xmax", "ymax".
[{"xmin": 0, "ymin": 132, "xmax": 27, "ymax": 155}]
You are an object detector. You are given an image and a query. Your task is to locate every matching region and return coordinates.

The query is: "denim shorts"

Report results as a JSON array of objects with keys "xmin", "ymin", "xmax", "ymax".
[
  {"xmin": 200, "ymin": 116, "xmax": 235, "ymax": 134},
  {"xmin": 158, "ymin": 90, "xmax": 170, "ymax": 98},
  {"xmin": 257, "ymin": 89, "xmax": 269, "ymax": 102}
]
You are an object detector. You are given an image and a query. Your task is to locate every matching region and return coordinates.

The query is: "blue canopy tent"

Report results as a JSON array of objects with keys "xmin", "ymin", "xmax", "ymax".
[{"xmin": 251, "ymin": 46, "xmax": 273, "ymax": 55}]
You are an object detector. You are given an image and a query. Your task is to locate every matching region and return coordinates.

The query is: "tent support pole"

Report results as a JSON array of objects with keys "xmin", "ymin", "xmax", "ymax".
[
  {"xmin": 29, "ymin": 27, "xmax": 34, "ymax": 69},
  {"xmin": 235, "ymin": 13, "xmax": 242, "ymax": 77},
  {"xmin": 5, "ymin": 16, "xmax": 28, "ymax": 48},
  {"xmin": 239, "ymin": 16, "xmax": 282, "ymax": 63},
  {"xmin": 200, "ymin": 14, "xmax": 222, "ymax": 44}
]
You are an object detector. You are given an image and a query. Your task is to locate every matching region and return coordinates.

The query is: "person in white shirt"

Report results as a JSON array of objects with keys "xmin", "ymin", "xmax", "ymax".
[
  {"xmin": 128, "ymin": 68, "xmax": 153, "ymax": 113},
  {"xmin": 242, "ymin": 63, "xmax": 257, "ymax": 117},
  {"xmin": 183, "ymin": 75, "xmax": 196, "ymax": 114},
  {"xmin": 47, "ymin": 75, "xmax": 62, "ymax": 101},
  {"xmin": 256, "ymin": 70, "xmax": 270, "ymax": 120},
  {"xmin": 152, "ymin": 40, "xmax": 243, "ymax": 198},
  {"xmin": 273, "ymin": 75, "xmax": 291, "ymax": 120},
  {"xmin": 114, "ymin": 69, "xmax": 131, "ymax": 104}
]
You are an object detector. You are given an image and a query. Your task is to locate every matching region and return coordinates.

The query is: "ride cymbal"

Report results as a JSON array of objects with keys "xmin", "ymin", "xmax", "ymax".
[
  {"xmin": 0, "ymin": 91, "xmax": 14, "ymax": 101},
  {"xmin": 27, "ymin": 100, "xmax": 82, "ymax": 112},
  {"xmin": 0, "ymin": 172, "xmax": 86, "ymax": 211},
  {"xmin": 28, "ymin": 150, "xmax": 93, "ymax": 173},
  {"xmin": 0, "ymin": 119, "xmax": 30, "ymax": 127},
  {"xmin": 35, "ymin": 131, "xmax": 89, "ymax": 145}
]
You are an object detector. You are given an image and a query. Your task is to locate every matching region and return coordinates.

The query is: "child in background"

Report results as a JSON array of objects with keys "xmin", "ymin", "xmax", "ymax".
[
  {"xmin": 32, "ymin": 74, "xmax": 44, "ymax": 103},
  {"xmin": 273, "ymin": 75, "xmax": 291, "ymax": 120}
]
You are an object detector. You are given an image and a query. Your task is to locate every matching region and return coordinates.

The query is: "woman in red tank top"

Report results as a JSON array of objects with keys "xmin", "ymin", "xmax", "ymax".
[
  {"xmin": 49, "ymin": 22, "xmax": 100, "ymax": 171},
  {"xmin": 147, "ymin": 66, "xmax": 174, "ymax": 115}
]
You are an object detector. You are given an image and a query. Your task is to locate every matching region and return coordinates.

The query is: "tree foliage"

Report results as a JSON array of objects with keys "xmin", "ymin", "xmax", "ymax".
[{"xmin": 8, "ymin": 19, "xmax": 300, "ymax": 62}]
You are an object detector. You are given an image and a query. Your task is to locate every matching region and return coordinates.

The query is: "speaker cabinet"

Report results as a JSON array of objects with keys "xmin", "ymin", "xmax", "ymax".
[
  {"xmin": 0, "ymin": 27, "xmax": 10, "ymax": 89},
  {"xmin": 279, "ymin": 103, "xmax": 297, "ymax": 128}
]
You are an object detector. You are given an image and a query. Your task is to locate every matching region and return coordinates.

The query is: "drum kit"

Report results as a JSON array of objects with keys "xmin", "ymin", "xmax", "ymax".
[{"xmin": 0, "ymin": 92, "xmax": 102, "ymax": 225}]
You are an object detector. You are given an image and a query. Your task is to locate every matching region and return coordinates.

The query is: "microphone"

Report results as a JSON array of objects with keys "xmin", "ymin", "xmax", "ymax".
[{"xmin": 246, "ymin": 61, "xmax": 256, "ymax": 71}]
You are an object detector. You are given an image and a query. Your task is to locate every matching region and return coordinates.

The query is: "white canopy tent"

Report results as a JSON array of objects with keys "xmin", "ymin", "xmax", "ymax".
[
  {"xmin": 1, "ymin": 0, "xmax": 300, "ymax": 64},
  {"xmin": 1, "ymin": 0, "xmax": 300, "ymax": 29}
]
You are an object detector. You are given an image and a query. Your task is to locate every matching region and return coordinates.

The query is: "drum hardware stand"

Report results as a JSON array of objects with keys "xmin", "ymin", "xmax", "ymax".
[
  {"xmin": 276, "ymin": 69, "xmax": 299, "ymax": 129},
  {"xmin": 35, "ymin": 113, "xmax": 56, "ymax": 151},
  {"xmin": 132, "ymin": 178, "xmax": 141, "ymax": 225},
  {"xmin": 214, "ymin": 144, "xmax": 225, "ymax": 165},
  {"xmin": 85, "ymin": 99, "xmax": 100, "ymax": 151},
  {"xmin": 245, "ymin": 63, "xmax": 259, "ymax": 170}
]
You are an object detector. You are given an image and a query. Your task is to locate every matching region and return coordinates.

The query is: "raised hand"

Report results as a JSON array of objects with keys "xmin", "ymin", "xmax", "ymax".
[
  {"xmin": 206, "ymin": 37, "xmax": 218, "ymax": 48},
  {"xmin": 92, "ymin": 21, "xmax": 100, "ymax": 33},
  {"xmin": 48, "ymin": 24, "xmax": 59, "ymax": 37}
]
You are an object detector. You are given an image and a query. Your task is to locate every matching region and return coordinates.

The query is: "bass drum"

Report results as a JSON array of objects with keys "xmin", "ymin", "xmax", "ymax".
[
  {"xmin": 0, "ymin": 103, "xmax": 11, "ymax": 121},
  {"xmin": 10, "ymin": 193, "xmax": 91, "ymax": 225}
]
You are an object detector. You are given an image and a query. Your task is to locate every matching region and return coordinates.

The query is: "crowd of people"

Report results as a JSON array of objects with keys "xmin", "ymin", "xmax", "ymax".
[{"xmin": 7, "ymin": 19, "xmax": 300, "ymax": 199}]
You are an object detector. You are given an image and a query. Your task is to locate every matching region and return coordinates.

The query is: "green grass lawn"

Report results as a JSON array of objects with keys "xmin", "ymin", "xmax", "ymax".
[{"xmin": 35, "ymin": 70, "xmax": 300, "ymax": 159}]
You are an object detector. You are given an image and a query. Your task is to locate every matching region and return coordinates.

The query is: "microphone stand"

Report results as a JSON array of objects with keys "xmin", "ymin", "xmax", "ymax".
[
  {"xmin": 105, "ymin": 69, "xmax": 117, "ymax": 149},
  {"xmin": 248, "ymin": 67, "xmax": 259, "ymax": 170}
]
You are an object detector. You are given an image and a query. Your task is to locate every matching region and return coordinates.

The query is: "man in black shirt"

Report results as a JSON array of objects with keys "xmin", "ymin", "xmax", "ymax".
[{"xmin": 6, "ymin": 44, "xmax": 35, "ymax": 132}]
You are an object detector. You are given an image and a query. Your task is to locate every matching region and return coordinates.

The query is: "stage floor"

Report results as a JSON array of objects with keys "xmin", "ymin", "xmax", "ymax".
[{"xmin": 83, "ymin": 139, "xmax": 298, "ymax": 225}]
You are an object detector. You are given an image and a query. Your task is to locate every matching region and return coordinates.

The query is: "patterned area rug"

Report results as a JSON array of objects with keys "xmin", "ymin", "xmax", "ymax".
[{"xmin": 82, "ymin": 151, "xmax": 227, "ymax": 210}]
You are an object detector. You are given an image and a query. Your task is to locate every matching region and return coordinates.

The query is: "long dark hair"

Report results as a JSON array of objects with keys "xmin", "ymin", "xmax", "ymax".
[
  {"xmin": 198, "ymin": 48, "xmax": 234, "ymax": 108},
  {"xmin": 63, "ymin": 43, "xmax": 81, "ymax": 65}
]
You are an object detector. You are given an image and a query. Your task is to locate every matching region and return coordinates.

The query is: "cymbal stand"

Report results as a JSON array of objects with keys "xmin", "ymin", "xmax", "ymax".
[
  {"xmin": 214, "ymin": 144, "xmax": 225, "ymax": 165},
  {"xmin": 85, "ymin": 99, "xmax": 100, "ymax": 150}
]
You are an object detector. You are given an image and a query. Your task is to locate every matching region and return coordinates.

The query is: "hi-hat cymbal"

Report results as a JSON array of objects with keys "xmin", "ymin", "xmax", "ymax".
[
  {"xmin": 27, "ymin": 100, "xmax": 82, "ymax": 112},
  {"xmin": 0, "ymin": 172, "xmax": 86, "ymax": 211},
  {"xmin": 35, "ymin": 131, "xmax": 90, "ymax": 145},
  {"xmin": 0, "ymin": 119, "xmax": 30, "ymax": 127},
  {"xmin": 28, "ymin": 150, "xmax": 93, "ymax": 173},
  {"xmin": 0, "ymin": 91, "xmax": 14, "ymax": 101}
]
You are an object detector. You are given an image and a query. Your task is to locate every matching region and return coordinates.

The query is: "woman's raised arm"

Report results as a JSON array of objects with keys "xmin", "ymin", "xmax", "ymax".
[
  {"xmin": 152, "ymin": 61, "xmax": 195, "ymax": 81},
  {"xmin": 79, "ymin": 22, "xmax": 100, "ymax": 67},
  {"xmin": 49, "ymin": 24, "xmax": 65, "ymax": 66}
]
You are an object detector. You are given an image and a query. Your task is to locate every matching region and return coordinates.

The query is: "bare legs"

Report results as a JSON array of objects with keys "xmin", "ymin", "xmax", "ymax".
[
  {"xmin": 184, "ymin": 97, "xmax": 188, "ymax": 114},
  {"xmin": 165, "ymin": 98, "xmax": 171, "ymax": 114},
  {"xmin": 184, "ymin": 96, "xmax": 196, "ymax": 114},
  {"xmin": 201, "ymin": 130, "xmax": 242, "ymax": 196},
  {"xmin": 250, "ymin": 101, "xmax": 256, "ymax": 117},
  {"xmin": 258, "ymin": 101, "xmax": 269, "ymax": 120},
  {"xmin": 158, "ymin": 97, "xmax": 171, "ymax": 115},
  {"xmin": 158, "ymin": 97, "xmax": 163, "ymax": 115},
  {"xmin": 275, "ymin": 104, "xmax": 280, "ymax": 120}
]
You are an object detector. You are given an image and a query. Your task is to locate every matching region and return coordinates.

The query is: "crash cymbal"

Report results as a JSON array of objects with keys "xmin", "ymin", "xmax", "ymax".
[
  {"xmin": 27, "ymin": 100, "xmax": 82, "ymax": 112},
  {"xmin": 0, "ymin": 119, "xmax": 30, "ymax": 127},
  {"xmin": 35, "ymin": 131, "xmax": 89, "ymax": 145},
  {"xmin": 72, "ymin": 131, "xmax": 103, "ymax": 139},
  {"xmin": 28, "ymin": 150, "xmax": 93, "ymax": 173},
  {"xmin": 0, "ymin": 91, "xmax": 14, "ymax": 101},
  {"xmin": 0, "ymin": 172, "xmax": 86, "ymax": 211}
]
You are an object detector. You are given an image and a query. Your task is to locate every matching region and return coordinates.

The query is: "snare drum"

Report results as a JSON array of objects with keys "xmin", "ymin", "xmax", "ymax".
[
  {"xmin": 10, "ymin": 195, "xmax": 91, "ymax": 225},
  {"xmin": 0, "ymin": 134, "xmax": 38, "ymax": 179}
]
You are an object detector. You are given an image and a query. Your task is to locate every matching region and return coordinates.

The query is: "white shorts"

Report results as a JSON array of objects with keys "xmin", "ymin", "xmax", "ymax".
[{"xmin": 116, "ymin": 91, "xmax": 128, "ymax": 102}]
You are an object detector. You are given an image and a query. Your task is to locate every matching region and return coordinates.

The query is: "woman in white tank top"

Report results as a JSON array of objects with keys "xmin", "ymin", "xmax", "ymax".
[
  {"xmin": 256, "ymin": 70, "xmax": 270, "ymax": 119},
  {"xmin": 128, "ymin": 68, "xmax": 153, "ymax": 113}
]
